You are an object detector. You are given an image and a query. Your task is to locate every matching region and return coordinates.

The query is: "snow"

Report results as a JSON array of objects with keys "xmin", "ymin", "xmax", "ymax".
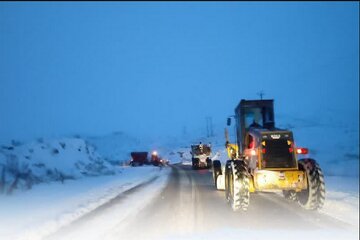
[
  {"xmin": 0, "ymin": 138, "xmax": 116, "ymax": 194},
  {"xmin": 167, "ymin": 228, "xmax": 358, "ymax": 240},
  {"xmin": 0, "ymin": 110, "xmax": 358, "ymax": 240},
  {"xmin": 0, "ymin": 166, "xmax": 170, "ymax": 240},
  {"xmin": 173, "ymin": 114, "xmax": 360, "ymax": 229},
  {"xmin": 320, "ymin": 176, "xmax": 359, "ymax": 227},
  {"xmin": 49, "ymin": 168, "xmax": 171, "ymax": 240},
  {"xmin": 86, "ymin": 131, "xmax": 145, "ymax": 165}
]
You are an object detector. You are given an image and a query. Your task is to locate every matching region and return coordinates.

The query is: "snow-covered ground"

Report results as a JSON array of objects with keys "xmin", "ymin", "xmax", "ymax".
[
  {"xmin": 180, "ymin": 144, "xmax": 359, "ymax": 228},
  {"xmin": 168, "ymin": 228, "xmax": 358, "ymax": 240},
  {"xmin": 0, "ymin": 111, "xmax": 358, "ymax": 239},
  {"xmin": 0, "ymin": 166, "xmax": 170, "ymax": 240},
  {"xmin": 320, "ymin": 176, "xmax": 359, "ymax": 227}
]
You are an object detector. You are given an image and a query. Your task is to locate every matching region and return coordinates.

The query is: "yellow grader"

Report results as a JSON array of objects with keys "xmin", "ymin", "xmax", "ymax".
[{"xmin": 212, "ymin": 99, "xmax": 325, "ymax": 211}]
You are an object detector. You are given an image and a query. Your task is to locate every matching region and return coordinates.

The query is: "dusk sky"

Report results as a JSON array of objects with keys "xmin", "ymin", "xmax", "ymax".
[{"xmin": 0, "ymin": 2, "xmax": 358, "ymax": 142}]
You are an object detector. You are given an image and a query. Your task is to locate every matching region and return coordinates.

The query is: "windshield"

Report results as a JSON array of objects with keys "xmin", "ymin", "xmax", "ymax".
[
  {"xmin": 191, "ymin": 145, "xmax": 211, "ymax": 155},
  {"xmin": 245, "ymin": 108, "xmax": 263, "ymax": 128}
]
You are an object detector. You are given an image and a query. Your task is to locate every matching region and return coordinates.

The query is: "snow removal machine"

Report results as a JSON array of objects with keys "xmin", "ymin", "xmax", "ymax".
[
  {"xmin": 130, "ymin": 151, "xmax": 166, "ymax": 167},
  {"xmin": 150, "ymin": 151, "xmax": 164, "ymax": 166},
  {"xmin": 212, "ymin": 99, "xmax": 325, "ymax": 211},
  {"xmin": 191, "ymin": 143, "xmax": 212, "ymax": 169},
  {"xmin": 130, "ymin": 152, "xmax": 149, "ymax": 166}
]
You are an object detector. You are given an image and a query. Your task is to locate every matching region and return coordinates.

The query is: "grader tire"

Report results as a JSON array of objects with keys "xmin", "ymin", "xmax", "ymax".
[
  {"xmin": 192, "ymin": 158, "xmax": 199, "ymax": 170},
  {"xmin": 206, "ymin": 158, "xmax": 212, "ymax": 169},
  {"xmin": 225, "ymin": 160, "xmax": 250, "ymax": 211},
  {"xmin": 296, "ymin": 159, "xmax": 325, "ymax": 210},
  {"xmin": 225, "ymin": 161, "xmax": 232, "ymax": 202},
  {"xmin": 212, "ymin": 160, "xmax": 222, "ymax": 189}
]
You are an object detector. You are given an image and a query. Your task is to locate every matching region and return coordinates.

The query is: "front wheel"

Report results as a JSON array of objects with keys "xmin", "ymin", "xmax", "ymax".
[
  {"xmin": 192, "ymin": 158, "xmax": 199, "ymax": 170},
  {"xmin": 296, "ymin": 159, "xmax": 325, "ymax": 210},
  {"xmin": 225, "ymin": 160, "xmax": 250, "ymax": 211},
  {"xmin": 212, "ymin": 160, "xmax": 222, "ymax": 189},
  {"xmin": 206, "ymin": 158, "xmax": 212, "ymax": 169}
]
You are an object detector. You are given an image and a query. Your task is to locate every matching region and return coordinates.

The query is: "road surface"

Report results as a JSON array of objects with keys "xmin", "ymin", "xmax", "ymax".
[{"xmin": 48, "ymin": 163, "xmax": 355, "ymax": 240}]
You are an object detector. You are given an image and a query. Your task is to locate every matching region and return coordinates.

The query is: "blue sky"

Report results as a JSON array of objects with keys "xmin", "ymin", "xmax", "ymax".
[{"xmin": 0, "ymin": 2, "xmax": 358, "ymax": 141}]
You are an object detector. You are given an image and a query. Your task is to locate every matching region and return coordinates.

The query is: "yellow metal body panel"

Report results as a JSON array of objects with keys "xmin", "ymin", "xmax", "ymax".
[
  {"xmin": 253, "ymin": 170, "xmax": 307, "ymax": 192},
  {"xmin": 249, "ymin": 177, "xmax": 256, "ymax": 193},
  {"xmin": 226, "ymin": 143, "xmax": 239, "ymax": 160}
]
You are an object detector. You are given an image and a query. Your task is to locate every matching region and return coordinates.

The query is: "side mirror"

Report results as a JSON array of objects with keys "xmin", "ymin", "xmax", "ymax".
[{"xmin": 227, "ymin": 117, "xmax": 231, "ymax": 126}]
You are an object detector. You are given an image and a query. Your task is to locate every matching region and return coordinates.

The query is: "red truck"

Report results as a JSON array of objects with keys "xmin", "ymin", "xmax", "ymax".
[{"xmin": 130, "ymin": 151, "xmax": 166, "ymax": 167}]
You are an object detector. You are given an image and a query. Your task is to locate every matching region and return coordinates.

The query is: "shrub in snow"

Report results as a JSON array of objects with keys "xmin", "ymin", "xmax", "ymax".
[
  {"xmin": 1, "ymin": 145, "xmax": 14, "ymax": 150},
  {"xmin": 59, "ymin": 142, "xmax": 66, "ymax": 149},
  {"xmin": 52, "ymin": 148, "xmax": 60, "ymax": 155}
]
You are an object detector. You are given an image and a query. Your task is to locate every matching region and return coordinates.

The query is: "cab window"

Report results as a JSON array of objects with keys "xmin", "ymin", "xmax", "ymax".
[{"xmin": 244, "ymin": 108, "xmax": 263, "ymax": 128}]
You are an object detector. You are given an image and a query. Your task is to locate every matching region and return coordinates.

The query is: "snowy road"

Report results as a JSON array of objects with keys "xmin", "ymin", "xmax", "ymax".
[{"xmin": 46, "ymin": 164, "xmax": 358, "ymax": 240}]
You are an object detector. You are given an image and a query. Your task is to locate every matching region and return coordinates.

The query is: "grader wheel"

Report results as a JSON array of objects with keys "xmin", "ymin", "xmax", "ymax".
[
  {"xmin": 225, "ymin": 160, "xmax": 250, "ymax": 211},
  {"xmin": 296, "ymin": 158, "xmax": 325, "ymax": 210}
]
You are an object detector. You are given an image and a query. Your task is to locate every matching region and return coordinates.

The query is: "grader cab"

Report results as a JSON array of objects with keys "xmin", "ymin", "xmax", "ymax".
[{"xmin": 213, "ymin": 99, "xmax": 325, "ymax": 211}]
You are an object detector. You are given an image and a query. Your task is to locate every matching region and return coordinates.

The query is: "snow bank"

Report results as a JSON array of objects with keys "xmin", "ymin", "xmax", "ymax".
[
  {"xmin": 0, "ymin": 166, "xmax": 170, "ymax": 240},
  {"xmin": 0, "ymin": 138, "xmax": 115, "ymax": 194}
]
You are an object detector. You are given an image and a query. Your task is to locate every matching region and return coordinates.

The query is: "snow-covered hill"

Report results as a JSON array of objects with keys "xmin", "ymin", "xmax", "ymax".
[
  {"xmin": 0, "ymin": 138, "xmax": 116, "ymax": 195},
  {"xmin": 86, "ymin": 131, "xmax": 144, "ymax": 165}
]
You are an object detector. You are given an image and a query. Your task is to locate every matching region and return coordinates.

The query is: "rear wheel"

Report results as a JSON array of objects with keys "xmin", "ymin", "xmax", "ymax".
[
  {"xmin": 192, "ymin": 158, "xmax": 199, "ymax": 170},
  {"xmin": 130, "ymin": 162, "xmax": 138, "ymax": 167},
  {"xmin": 225, "ymin": 160, "xmax": 250, "ymax": 211},
  {"xmin": 212, "ymin": 160, "xmax": 222, "ymax": 189},
  {"xmin": 296, "ymin": 159, "xmax": 325, "ymax": 210},
  {"xmin": 206, "ymin": 158, "xmax": 212, "ymax": 169}
]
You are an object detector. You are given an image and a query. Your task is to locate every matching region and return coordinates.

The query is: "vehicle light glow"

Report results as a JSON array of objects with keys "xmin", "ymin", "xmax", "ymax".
[{"xmin": 296, "ymin": 148, "xmax": 308, "ymax": 154}]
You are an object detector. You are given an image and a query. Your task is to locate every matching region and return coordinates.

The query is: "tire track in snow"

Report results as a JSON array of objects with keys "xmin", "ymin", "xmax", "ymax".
[{"xmin": 45, "ymin": 174, "xmax": 164, "ymax": 240}]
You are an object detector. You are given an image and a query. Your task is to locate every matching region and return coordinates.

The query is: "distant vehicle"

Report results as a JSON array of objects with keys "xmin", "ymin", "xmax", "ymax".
[
  {"xmin": 191, "ymin": 143, "xmax": 212, "ymax": 169},
  {"xmin": 213, "ymin": 99, "xmax": 325, "ymax": 211},
  {"xmin": 130, "ymin": 152, "xmax": 149, "ymax": 166},
  {"xmin": 130, "ymin": 151, "xmax": 167, "ymax": 167},
  {"xmin": 150, "ymin": 151, "xmax": 162, "ymax": 166}
]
